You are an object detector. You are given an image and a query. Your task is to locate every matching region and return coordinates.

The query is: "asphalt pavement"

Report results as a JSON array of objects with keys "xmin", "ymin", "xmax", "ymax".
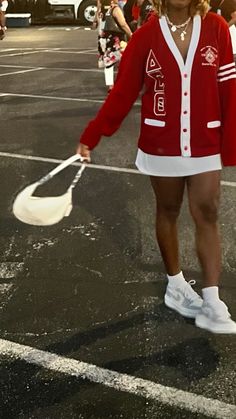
[{"xmin": 0, "ymin": 25, "xmax": 236, "ymax": 419}]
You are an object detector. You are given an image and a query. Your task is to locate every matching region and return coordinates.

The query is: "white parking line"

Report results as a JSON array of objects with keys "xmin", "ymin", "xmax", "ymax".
[
  {"xmin": 38, "ymin": 26, "xmax": 81, "ymax": 31},
  {"xmin": 0, "ymin": 92, "xmax": 140, "ymax": 105},
  {"xmin": 0, "ymin": 151, "xmax": 140, "ymax": 175},
  {"xmin": 0, "ymin": 64, "xmax": 36, "ymax": 68},
  {"xmin": 0, "ymin": 68, "xmax": 44, "ymax": 77},
  {"xmin": 0, "ymin": 48, "xmax": 60, "ymax": 52},
  {"xmin": 0, "ymin": 47, "xmax": 90, "ymax": 51},
  {"xmin": 0, "ymin": 151, "xmax": 236, "ymax": 185},
  {"xmin": 0, "ymin": 92, "xmax": 105, "ymax": 104},
  {"xmin": 0, "ymin": 338, "xmax": 235, "ymax": 419},
  {"xmin": 0, "ymin": 64, "xmax": 101, "ymax": 73},
  {"xmin": 0, "ymin": 48, "xmax": 17, "ymax": 52},
  {"xmin": 0, "ymin": 50, "xmax": 50, "ymax": 57},
  {"xmin": 42, "ymin": 48, "xmax": 97, "ymax": 54},
  {"xmin": 221, "ymin": 180, "xmax": 236, "ymax": 187},
  {"xmin": 0, "ymin": 47, "xmax": 97, "ymax": 57}
]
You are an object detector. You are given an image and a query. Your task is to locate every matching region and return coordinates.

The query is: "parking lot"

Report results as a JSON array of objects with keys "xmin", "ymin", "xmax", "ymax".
[{"xmin": 0, "ymin": 25, "xmax": 236, "ymax": 418}]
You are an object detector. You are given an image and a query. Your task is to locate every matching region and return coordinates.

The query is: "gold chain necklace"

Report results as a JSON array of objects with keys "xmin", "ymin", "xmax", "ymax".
[{"xmin": 165, "ymin": 14, "xmax": 191, "ymax": 41}]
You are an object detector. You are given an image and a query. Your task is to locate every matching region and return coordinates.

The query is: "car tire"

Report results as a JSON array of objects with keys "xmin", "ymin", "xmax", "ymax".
[{"xmin": 78, "ymin": 0, "xmax": 97, "ymax": 25}]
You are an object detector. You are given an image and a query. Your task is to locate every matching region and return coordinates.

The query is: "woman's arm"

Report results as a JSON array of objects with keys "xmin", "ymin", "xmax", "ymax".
[
  {"xmin": 112, "ymin": 6, "xmax": 133, "ymax": 38},
  {"xmin": 77, "ymin": 22, "xmax": 150, "ymax": 154},
  {"xmin": 93, "ymin": 0, "xmax": 101, "ymax": 28}
]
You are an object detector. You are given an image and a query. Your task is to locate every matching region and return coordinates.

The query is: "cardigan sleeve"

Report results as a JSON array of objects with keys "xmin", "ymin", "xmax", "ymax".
[
  {"xmin": 79, "ymin": 23, "xmax": 151, "ymax": 149},
  {"xmin": 217, "ymin": 18, "xmax": 236, "ymax": 166}
]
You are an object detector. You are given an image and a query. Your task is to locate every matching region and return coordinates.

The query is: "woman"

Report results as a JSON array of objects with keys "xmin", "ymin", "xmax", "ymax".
[
  {"xmin": 94, "ymin": 0, "xmax": 132, "ymax": 92},
  {"xmin": 77, "ymin": 0, "xmax": 236, "ymax": 333}
]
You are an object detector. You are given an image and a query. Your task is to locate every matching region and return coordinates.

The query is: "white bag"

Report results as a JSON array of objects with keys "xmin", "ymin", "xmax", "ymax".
[{"xmin": 13, "ymin": 154, "xmax": 86, "ymax": 226}]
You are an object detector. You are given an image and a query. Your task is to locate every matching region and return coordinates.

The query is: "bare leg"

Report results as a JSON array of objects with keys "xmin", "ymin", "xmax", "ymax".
[
  {"xmin": 186, "ymin": 171, "xmax": 221, "ymax": 288},
  {"xmin": 150, "ymin": 176, "xmax": 186, "ymax": 275}
]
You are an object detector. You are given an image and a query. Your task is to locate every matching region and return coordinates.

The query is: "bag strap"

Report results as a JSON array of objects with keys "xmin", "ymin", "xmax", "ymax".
[
  {"xmin": 38, "ymin": 154, "xmax": 84, "ymax": 185},
  {"xmin": 68, "ymin": 163, "xmax": 86, "ymax": 191}
]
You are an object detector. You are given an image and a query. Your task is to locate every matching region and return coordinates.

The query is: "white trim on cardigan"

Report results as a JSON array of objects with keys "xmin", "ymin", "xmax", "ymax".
[{"xmin": 135, "ymin": 149, "xmax": 222, "ymax": 177}]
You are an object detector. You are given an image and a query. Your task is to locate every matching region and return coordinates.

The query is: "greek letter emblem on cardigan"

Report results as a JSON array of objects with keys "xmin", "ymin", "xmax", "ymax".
[
  {"xmin": 146, "ymin": 50, "xmax": 166, "ymax": 116},
  {"xmin": 200, "ymin": 46, "xmax": 218, "ymax": 67}
]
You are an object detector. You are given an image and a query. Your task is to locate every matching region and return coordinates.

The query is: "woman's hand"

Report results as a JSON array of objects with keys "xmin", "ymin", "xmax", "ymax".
[{"xmin": 76, "ymin": 143, "xmax": 91, "ymax": 162}]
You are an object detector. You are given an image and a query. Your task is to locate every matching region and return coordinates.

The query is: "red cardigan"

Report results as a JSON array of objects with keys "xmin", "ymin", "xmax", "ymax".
[{"xmin": 79, "ymin": 12, "xmax": 236, "ymax": 166}]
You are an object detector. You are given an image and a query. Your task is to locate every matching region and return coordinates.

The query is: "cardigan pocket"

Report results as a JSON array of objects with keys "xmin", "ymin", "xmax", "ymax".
[
  {"xmin": 144, "ymin": 118, "xmax": 166, "ymax": 127},
  {"xmin": 207, "ymin": 120, "xmax": 221, "ymax": 128}
]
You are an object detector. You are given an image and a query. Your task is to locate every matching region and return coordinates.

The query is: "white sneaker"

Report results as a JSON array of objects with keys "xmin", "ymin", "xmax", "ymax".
[
  {"xmin": 164, "ymin": 280, "xmax": 203, "ymax": 318},
  {"xmin": 195, "ymin": 300, "xmax": 236, "ymax": 334}
]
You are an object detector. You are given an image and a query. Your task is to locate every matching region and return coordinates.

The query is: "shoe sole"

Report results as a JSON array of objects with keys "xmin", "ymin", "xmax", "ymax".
[
  {"xmin": 195, "ymin": 314, "xmax": 236, "ymax": 334},
  {"xmin": 164, "ymin": 295, "xmax": 201, "ymax": 319}
]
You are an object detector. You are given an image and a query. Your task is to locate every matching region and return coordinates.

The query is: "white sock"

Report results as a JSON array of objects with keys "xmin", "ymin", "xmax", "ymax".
[
  {"xmin": 167, "ymin": 271, "xmax": 186, "ymax": 287},
  {"xmin": 202, "ymin": 286, "xmax": 220, "ymax": 303},
  {"xmin": 104, "ymin": 66, "xmax": 114, "ymax": 86}
]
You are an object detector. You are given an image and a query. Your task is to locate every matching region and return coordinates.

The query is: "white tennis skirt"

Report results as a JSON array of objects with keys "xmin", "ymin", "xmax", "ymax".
[{"xmin": 135, "ymin": 149, "xmax": 222, "ymax": 177}]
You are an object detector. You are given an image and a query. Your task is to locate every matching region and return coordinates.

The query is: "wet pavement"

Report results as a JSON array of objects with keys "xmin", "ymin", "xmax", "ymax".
[{"xmin": 0, "ymin": 26, "xmax": 236, "ymax": 419}]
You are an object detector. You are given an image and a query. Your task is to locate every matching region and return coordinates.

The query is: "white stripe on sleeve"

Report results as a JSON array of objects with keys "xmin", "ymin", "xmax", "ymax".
[
  {"xmin": 218, "ymin": 67, "xmax": 236, "ymax": 77},
  {"xmin": 218, "ymin": 62, "xmax": 235, "ymax": 71},
  {"xmin": 217, "ymin": 74, "xmax": 236, "ymax": 82},
  {"xmin": 218, "ymin": 61, "xmax": 236, "ymax": 82}
]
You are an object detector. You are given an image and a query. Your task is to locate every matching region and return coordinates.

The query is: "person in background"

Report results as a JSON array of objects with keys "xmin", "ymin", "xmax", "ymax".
[
  {"xmin": 0, "ymin": 0, "xmax": 8, "ymax": 39},
  {"xmin": 76, "ymin": 0, "xmax": 236, "ymax": 334},
  {"xmin": 96, "ymin": 0, "xmax": 132, "ymax": 93},
  {"xmin": 123, "ymin": 0, "xmax": 140, "ymax": 31},
  {"xmin": 123, "ymin": 0, "xmax": 151, "ymax": 32},
  {"xmin": 138, "ymin": 0, "xmax": 153, "ymax": 25},
  {"xmin": 123, "ymin": 0, "xmax": 152, "ymax": 31},
  {"xmin": 93, "ymin": 0, "xmax": 111, "ymax": 69}
]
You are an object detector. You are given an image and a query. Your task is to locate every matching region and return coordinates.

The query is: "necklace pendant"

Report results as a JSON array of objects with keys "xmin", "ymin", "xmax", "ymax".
[
  {"xmin": 171, "ymin": 25, "xmax": 177, "ymax": 32},
  {"xmin": 180, "ymin": 32, "xmax": 185, "ymax": 41}
]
